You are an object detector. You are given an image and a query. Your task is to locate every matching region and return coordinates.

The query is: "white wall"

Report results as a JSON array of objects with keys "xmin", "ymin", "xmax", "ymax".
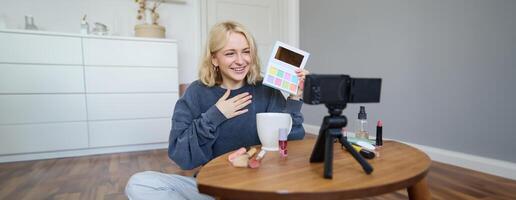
[{"xmin": 0, "ymin": 0, "xmax": 200, "ymax": 84}]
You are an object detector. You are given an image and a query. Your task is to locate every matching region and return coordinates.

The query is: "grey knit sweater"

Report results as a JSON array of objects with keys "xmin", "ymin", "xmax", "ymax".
[{"xmin": 168, "ymin": 80, "xmax": 305, "ymax": 170}]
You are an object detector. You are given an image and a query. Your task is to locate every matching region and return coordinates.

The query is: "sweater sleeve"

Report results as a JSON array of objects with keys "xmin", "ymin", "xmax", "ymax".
[
  {"xmin": 168, "ymin": 87, "xmax": 227, "ymax": 170},
  {"xmin": 267, "ymin": 90, "xmax": 305, "ymax": 140},
  {"xmin": 284, "ymin": 99, "xmax": 305, "ymax": 140}
]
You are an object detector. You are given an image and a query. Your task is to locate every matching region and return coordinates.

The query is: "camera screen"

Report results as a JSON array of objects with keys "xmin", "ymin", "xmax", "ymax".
[
  {"xmin": 303, "ymin": 74, "xmax": 381, "ymax": 105},
  {"xmin": 275, "ymin": 46, "xmax": 304, "ymax": 67}
]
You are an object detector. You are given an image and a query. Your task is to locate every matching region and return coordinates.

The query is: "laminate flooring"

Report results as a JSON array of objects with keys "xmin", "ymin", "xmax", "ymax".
[{"xmin": 1, "ymin": 144, "xmax": 515, "ymax": 200}]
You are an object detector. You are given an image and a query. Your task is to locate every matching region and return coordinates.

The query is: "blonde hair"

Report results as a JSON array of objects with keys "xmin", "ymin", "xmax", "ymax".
[{"xmin": 199, "ymin": 21, "xmax": 262, "ymax": 86}]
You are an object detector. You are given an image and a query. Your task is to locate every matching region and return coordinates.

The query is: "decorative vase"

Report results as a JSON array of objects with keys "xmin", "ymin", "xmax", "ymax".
[{"xmin": 135, "ymin": 24, "xmax": 165, "ymax": 38}]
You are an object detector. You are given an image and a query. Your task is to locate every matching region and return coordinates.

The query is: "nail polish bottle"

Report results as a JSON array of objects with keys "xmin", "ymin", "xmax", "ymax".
[{"xmin": 278, "ymin": 128, "xmax": 288, "ymax": 157}]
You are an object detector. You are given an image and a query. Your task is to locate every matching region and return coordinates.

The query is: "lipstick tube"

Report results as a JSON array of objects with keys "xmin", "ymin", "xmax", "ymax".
[{"xmin": 376, "ymin": 120, "xmax": 383, "ymax": 146}]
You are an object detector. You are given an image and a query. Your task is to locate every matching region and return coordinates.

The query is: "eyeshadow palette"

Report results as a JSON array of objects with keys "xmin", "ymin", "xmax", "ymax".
[{"xmin": 263, "ymin": 41, "xmax": 310, "ymax": 95}]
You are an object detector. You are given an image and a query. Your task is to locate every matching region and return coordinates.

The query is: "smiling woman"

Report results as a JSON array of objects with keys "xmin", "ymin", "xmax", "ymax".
[
  {"xmin": 125, "ymin": 21, "xmax": 308, "ymax": 200},
  {"xmin": 199, "ymin": 21, "xmax": 262, "ymax": 88},
  {"xmin": 211, "ymin": 32, "xmax": 252, "ymax": 89}
]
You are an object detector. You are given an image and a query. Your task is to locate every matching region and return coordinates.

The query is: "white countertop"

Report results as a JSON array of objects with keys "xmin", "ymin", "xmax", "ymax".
[{"xmin": 0, "ymin": 28, "xmax": 177, "ymax": 43}]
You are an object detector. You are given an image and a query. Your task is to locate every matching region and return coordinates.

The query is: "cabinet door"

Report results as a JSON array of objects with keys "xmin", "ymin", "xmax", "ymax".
[
  {"xmin": 87, "ymin": 93, "xmax": 178, "ymax": 120},
  {"xmin": 85, "ymin": 67, "xmax": 178, "ymax": 93},
  {"xmin": 0, "ymin": 32, "xmax": 82, "ymax": 65},
  {"xmin": 0, "ymin": 94, "xmax": 87, "ymax": 124},
  {"xmin": 0, "ymin": 64, "xmax": 84, "ymax": 94},
  {"xmin": 89, "ymin": 118, "xmax": 171, "ymax": 147},
  {"xmin": 82, "ymin": 38, "xmax": 178, "ymax": 67},
  {"xmin": 0, "ymin": 122, "xmax": 88, "ymax": 154}
]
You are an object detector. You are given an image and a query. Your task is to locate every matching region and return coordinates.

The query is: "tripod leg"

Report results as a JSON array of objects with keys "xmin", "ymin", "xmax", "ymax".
[
  {"xmin": 323, "ymin": 130, "xmax": 334, "ymax": 179},
  {"xmin": 340, "ymin": 137, "xmax": 374, "ymax": 174}
]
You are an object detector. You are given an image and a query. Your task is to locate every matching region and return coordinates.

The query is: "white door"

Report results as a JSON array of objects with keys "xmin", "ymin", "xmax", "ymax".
[{"xmin": 202, "ymin": 0, "xmax": 298, "ymax": 74}]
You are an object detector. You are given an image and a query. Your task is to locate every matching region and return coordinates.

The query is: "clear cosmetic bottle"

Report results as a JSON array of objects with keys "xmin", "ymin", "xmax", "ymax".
[
  {"xmin": 80, "ymin": 15, "xmax": 89, "ymax": 35},
  {"xmin": 355, "ymin": 106, "xmax": 369, "ymax": 140}
]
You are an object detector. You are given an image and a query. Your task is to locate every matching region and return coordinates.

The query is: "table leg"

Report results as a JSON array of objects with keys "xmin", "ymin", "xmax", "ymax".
[{"xmin": 407, "ymin": 176, "xmax": 431, "ymax": 200}]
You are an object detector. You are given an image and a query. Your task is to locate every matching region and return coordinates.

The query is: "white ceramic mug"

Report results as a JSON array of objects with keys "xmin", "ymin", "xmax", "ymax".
[{"xmin": 256, "ymin": 113, "xmax": 292, "ymax": 151}]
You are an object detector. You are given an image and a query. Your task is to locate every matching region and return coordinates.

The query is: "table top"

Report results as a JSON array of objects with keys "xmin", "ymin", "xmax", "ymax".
[{"xmin": 197, "ymin": 138, "xmax": 431, "ymax": 200}]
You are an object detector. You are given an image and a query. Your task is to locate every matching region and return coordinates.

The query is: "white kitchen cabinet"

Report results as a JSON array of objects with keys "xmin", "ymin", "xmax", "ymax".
[{"xmin": 0, "ymin": 29, "xmax": 178, "ymax": 162}]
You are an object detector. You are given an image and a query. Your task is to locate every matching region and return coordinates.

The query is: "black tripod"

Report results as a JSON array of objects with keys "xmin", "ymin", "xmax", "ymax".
[{"xmin": 310, "ymin": 104, "xmax": 374, "ymax": 179}]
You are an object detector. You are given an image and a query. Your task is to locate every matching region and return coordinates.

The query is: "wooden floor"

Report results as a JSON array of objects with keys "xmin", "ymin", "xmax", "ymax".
[{"xmin": 1, "ymin": 147, "xmax": 515, "ymax": 200}]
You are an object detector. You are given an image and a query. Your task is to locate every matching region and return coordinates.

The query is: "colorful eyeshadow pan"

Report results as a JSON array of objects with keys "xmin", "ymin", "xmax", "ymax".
[
  {"xmin": 266, "ymin": 75, "xmax": 274, "ymax": 83},
  {"xmin": 277, "ymin": 70, "xmax": 284, "ymax": 77},
  {"xmin": 284, "ymin": 73, "xmax": 291, "ymax": 80},
  {"xmin": 282, "ymin": 81, "xmax": 289, "ymax": 89},
  {"xmin": 274, "ymin": 77, "xmax": 282, "ymax": 86},
  {"xmin": 291, "ymin": 75, "xmax": 298, "ymax": 83},
  {"xmin": 290, "ymin": 84, "xmax": 297, "ymax": 92},
  {"xmin": 269, "ymin": 67, "xmax": 277, "ymax": 75}
]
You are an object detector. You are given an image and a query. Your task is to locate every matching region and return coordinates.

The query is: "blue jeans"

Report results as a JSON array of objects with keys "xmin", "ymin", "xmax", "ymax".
[{"xmin": 125, "ymin": 171, "xmax": 214, "ymax": 200}]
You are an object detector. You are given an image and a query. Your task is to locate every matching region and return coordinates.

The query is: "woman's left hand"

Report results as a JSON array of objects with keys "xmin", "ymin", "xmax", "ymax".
[{"xmin": 289, "ymin": 68, "xmax": 310, "ymax": 100}]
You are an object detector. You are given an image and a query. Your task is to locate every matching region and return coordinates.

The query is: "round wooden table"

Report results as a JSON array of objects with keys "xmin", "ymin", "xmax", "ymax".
[{"xmin": 197, "ymin": 138, "xmax": 431, "ymax": 200}]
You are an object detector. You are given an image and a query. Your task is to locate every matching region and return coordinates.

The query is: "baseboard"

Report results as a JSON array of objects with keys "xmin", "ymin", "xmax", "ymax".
[
  {"xmin": 303, "ymin": 123, "xmax": 516, "ymax": 180},
  {"xmin": 0, "ymin": 143, "xmax": 168, "ymax": 163},
  {"xmin": 402, "ymin": 141, "xmax": 516, "ymax": 180},
  {"xmin": 303, "ymin": 123, "xmax": 321, "ymax": 135}
]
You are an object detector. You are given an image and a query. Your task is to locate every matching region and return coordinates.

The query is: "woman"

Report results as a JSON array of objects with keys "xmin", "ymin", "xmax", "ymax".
[{"xmin": 126, "ymin": 21, "xmax": 308, "ymax": 200}]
